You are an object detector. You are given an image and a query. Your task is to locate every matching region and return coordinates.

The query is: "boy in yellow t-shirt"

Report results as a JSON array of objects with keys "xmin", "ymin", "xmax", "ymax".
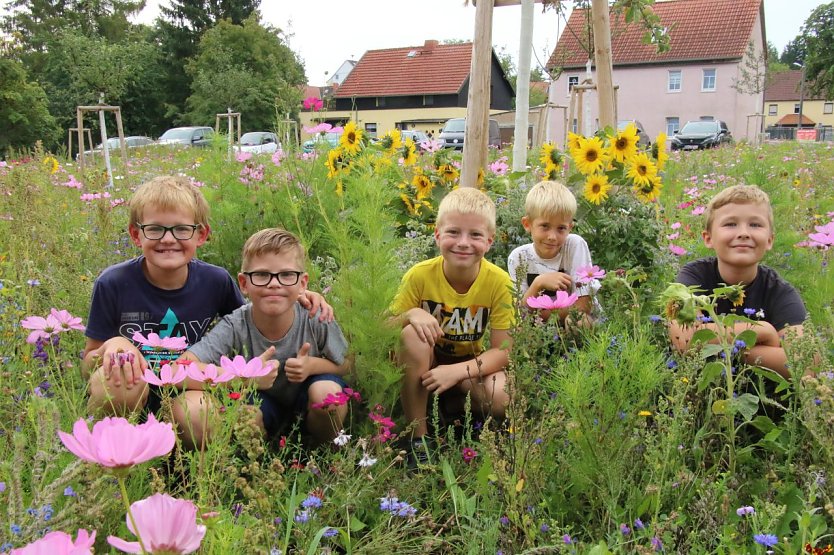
[{"xmin": 390, "ymin": 188, "xmax": 515, "ymax": 461}]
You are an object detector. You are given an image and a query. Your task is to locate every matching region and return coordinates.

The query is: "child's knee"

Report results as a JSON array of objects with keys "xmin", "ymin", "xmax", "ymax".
[
  {"xmin": 307, "ymin": 379, "xmax": 343, "ymax": 404},
  {"xmin": 399, "ymin": 325, "xmax": 433, "ymax": 355}
]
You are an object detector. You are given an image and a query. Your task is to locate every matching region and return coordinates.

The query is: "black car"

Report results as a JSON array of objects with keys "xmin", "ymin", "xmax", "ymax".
[{"xmin": 670, "ymin": 120, "xmax": 732, "ymax": 151}]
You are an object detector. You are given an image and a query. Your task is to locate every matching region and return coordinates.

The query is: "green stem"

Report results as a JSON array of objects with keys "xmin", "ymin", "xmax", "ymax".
[{"xmin": 117, "ymin": 475, "xmax": 148, "ymax": 554}]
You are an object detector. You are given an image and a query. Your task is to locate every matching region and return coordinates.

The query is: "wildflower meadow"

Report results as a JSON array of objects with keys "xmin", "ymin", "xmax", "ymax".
[{"xmin": 0, "ymin": 128, "xmax": 833, "ymax": 554}]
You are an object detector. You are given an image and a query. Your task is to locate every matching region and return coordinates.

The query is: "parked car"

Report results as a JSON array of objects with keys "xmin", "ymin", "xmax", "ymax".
[
  {"xmin": 302, "ymin": 132, "xmax": 341, "ymax": 153},
  {"xmin": 670, "ymin": 120, "xmax": 732, "ymax": 151},
  {"xmin": 235, "ymin": 131, "xmax": 281, "ymax": 154},
  {"xmin": 156, "ymin": 126, "xmax": 214, "ymax": 148},
  {"xmin": 439, "ymin": 118, "xmax": 501, "ymax": 150},
  {"xmin": 617, "ymin": 120, "xmax": 651, "ymax": 148},
  {"xmin": 400, "ymin": 130, "xmax": 431, "ymax": 150},
  {"xmin": 78, "ymin": 136, "xmax": 153, "ymax": 159}
]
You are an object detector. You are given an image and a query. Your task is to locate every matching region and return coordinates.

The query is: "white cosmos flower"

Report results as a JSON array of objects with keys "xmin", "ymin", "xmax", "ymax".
[
  {"xmin": 357, "ymin": 452, "xmax": 377, "ymax": 468},
  {"xmin": 333, "ymin": 430, "xmax": 351, "ymax": 447}
]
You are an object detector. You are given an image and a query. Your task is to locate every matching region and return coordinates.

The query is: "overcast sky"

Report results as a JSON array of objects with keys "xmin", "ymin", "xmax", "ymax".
[{"xmin": 134, "ymin": 0, "xmax": 827, "ymax": 86}]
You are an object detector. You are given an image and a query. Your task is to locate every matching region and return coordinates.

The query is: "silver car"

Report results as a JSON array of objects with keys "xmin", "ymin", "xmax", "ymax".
[{"xmin": 236, "ymin": 132, "xmax": 281, "ymax": 154}]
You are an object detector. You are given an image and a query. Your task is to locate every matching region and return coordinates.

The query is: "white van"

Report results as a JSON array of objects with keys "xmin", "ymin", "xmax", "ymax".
[{"xmin": 439, "ymin": 118, "xmax": 501, "ymax": 150}]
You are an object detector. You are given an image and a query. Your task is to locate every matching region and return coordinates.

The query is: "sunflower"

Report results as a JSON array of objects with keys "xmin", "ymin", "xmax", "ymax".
[
  {"xmin": 411, "ymin": 170, "xmax": 434, "ymax": 200},
  {"xmin": 437, "ymin": 163, "xmax": 459, "ymax": 183},
  {"xmin": 609, "ymin": 123, "xmax": 639, "ymax": 164},
  {"xmin": 373, "ymin": 155, "xmax": 393, "ymax": 172},
  {"xmin": 378, "ymin": 129, "xmax": 402, "ymax": 154},
  {"xmin": 726, "ymin": 286, "xmax": 746, "ymax": 307},
  {"xmin": 572, "ymin": 136, "xmax": 607, "ymax": 175},
  {"xmin": 399, "ymin": 139, "xmax": 417, "ymax": 166},
  {"xmin": 339, "ymin": 121, "xmax": 363, "ymax": 156},
  {"xmin": 42, "ymin": 156, "xmax": 59, "ymax": 174},
  {"xmin": 334, "ymin": 180, "xmax": 344, "ymax": 197},
  {"xmin": 652, "ymin": 133, "xmax": 668, "ymax": 171},
  {"xmin": 632, "ymin": 174, "xmax": 663, "ymax": 203},
  {"xmin": 326, "ymin": 148, "xmax": 350, "ymax": 179},
  {"xmin": 400, "ymin": 193, "xmax": 420, "ymax": 216},
  {"xmin": 477, "ymin": 167, "xmax": 485, "ymax": 188},
  {"xmin": 544, "ymin": 164, "xmax": 560, "ymax": 181},
  {"xmin": 583, "ymin": 174, "xmax": 611, "ymax": 205},
  {"xmin": 567, "ymin": 131, "xmax": 583, "ymax": 155},
  {"xmin": 539, "ymin": 142, "xmax": 563, "ymax": 169},
  {"xmin": 626, "ymin": 152, "xmax": 658, "ymax": 188}
]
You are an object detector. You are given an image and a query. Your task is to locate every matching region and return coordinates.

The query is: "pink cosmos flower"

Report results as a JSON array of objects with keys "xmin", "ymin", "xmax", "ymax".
[
  {"xmin": 666, "ymin": 232, "xmax": 680, "ymax": 240},
  {"xmin": 808, "ymin": 220, "xmax": 834, "ymax": 247},
  {"xmin": 235, "ymin": 151, "xmax": 253, "ymax": 163},
  {"xmin": 143, "ymin": 363, "xmax": 188, "ymax": 387},
  {"xmin": 303, "ymin": 123, "xmax": 333, "ymax": 135},
  {"xmin": 691, "ymin": 206, "xmax": 705, "ymax": 216},
  {"xmin": 9, "ymin": 529, "xmax": 96, "ymax": 554},
  {"xmin": 526, "ymin": 291, "xmax": 579, "ymax": 310},
  {"xmin": 302, "ymin": 96, "xmax": 324, "ymax": 111},
  {"xmin": 185, "ymin": 363, "xmax": 236, "ymax": 386},
  {"xmin": 574, "ymin": 265, "xmax": 605, "ymax": 285},
  {"xmin": 132, "ymin": 332, "xmax": 188, "ymax": 351},
  {"xmin": 272, "ymin": 149, "xmax": 285, "ymax": 166},
  {"xmin": 50, "ymin": 308, "xmax": 85, "ymax": 333},
  {"xmin": 419, "ymin": 139, "xmax": 442, "ymax": 152},
  {"xmin": 670, "ymin": 222, "xmax": 682, "ymax": 230},
  {"xmin": 57, "ymin": 414, "xmax": 176, "ymax": 469},
  {"xmin": 668, "ymin": 244, "xmax": 687, "ymax": 256},
  {"xmin": 107, "ymin": 493, "xmax": 206, "ymax": 554},
  {"xmin": 20, "ymin": 316, "xmax": 58, "ymax": 344},
  {"xmin": 489, "ymin": 158, "xmax": 509, "ymax": 176},
  {"xmin": 62, "ymin": 175, "xmax": 83, "ymax": 189},
  {"xmin": 220, "ymin": 355, "xmax": 272, "ymax": 378}
]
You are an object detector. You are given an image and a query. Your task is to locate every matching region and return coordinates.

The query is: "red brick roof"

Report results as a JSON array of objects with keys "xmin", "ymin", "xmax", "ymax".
[
  {"xmin": 764, "ymin": 69, "xmax": 827, "ymax": 101},
  {"xmin": 777, "ymin": 114, "xmax": 816, "ymax": 126},
  {"xmin": 547, "ymin": 0, "xmax": 762, "ymax": 70},
  {"xmin": 334, "ymin": 41, "xmax": 474, "ymax": 98}
]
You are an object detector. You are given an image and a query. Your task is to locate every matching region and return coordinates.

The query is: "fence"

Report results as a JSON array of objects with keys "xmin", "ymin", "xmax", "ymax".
[{"xmin": 764, "ymin": 126, "xmax": 834, "ymax": 142}]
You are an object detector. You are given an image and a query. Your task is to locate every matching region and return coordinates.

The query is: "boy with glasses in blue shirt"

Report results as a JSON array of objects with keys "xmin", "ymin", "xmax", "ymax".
[
  {"xmin": 182, "ymin": 228, "xmax": 349, "ymax": 447},
  {"xmin": 83, "ymin": 176, "xmax": 330, "ymax": 422}
]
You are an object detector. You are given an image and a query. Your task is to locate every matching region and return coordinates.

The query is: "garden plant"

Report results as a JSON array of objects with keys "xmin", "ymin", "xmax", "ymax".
[{"xmin": 0, "ymin": 123, "xmax": 832, "ymax": 554}]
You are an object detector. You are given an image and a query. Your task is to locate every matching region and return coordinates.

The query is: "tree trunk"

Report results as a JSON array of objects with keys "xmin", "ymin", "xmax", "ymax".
[{"xmin": 591, "ymin": 0, "xmax": 615, "ymax": 129}]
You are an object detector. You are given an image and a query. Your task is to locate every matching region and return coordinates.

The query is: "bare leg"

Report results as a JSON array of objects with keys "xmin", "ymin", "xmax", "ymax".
[
  {"xmin": 305, "ymin": 380, "xmax": 347, "ymax": 445},
  {"xmin": 87, "ymin": 367, "xmax": 149, "ymax": 416},
  {"xmin": 171, "ymin": 391, "xmax": 215, "ymax": 451},
  {"xmin": 397, "ymin": 325, "xmax": 434, "ymax": 438}
]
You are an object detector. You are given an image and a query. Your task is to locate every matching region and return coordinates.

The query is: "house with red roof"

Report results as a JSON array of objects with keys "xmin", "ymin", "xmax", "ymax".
[
  {"xmin": 545, "ymin": 0, "xmax": 765, "ymax": 145},
  {"xmin": 763, "ymin": 69, "xmax": 834, "ymax": 139},
  {"xmin": 299, "ymin": 40, "xmax": 514, "ymax": 140}
]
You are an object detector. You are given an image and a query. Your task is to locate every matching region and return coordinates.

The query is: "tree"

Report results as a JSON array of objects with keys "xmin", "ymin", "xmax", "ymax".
[
  {"xmin": 155, "ymin": 0, "xmax": 261, "ymax": 122},
  {"xmin": 0, "ymin": 58, "xmax": 59, "ymax": 155},
  {"xmin": 780, "ymin": 36, "xmax": 806, "ymax": 67},
  {"xmin": 184, "ymin": 13, "xmax": 305, "ymax": 131},
  {"xmin": 731, "ymin": 40, "xmax": 774, "ymax": 95},
  {"xmin": 799, "ymin": 1, "xmax": 834, "ymax": 100}
]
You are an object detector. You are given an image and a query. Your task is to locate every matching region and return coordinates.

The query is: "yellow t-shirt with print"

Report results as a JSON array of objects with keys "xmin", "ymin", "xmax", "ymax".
[{"xmin": 390, "ymin": 256, "xmax": 515, "ymax": 359}]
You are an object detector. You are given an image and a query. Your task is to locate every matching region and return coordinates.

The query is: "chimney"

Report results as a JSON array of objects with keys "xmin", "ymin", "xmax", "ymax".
[{"xmin": 423, "ymin": 39, "xmax": 439, "ymax": 52}]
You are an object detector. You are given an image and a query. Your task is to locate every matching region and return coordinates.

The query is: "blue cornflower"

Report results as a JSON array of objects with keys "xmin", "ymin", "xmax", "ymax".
[
  {"xmin": 736, "ymin": 506, "xmax": 755, "ymax": 516},
  {"xmin": 273, "ymin": 517, "xmax": 282, "ymax": 525},
  {"xmin": 1, "ymin": 543, "xmax": 12, "ymax": 553},
  {"xmin": 634, "ymin": 518, "xmax": 644, "ymax": 530},
  {"xmin": 499, "ymin": 516, "xmax": 510, "ymax": 526},
  {"xmin": 651, "ymin": 536, "xmax": 664, "ymax": 552},
  {"xmin": 540, "ymin": 523, "xmax": 550, "ymax": 533},
  {"xmin": 27, "ymin": 279, "xmax": 40, "ymax": 286},
  {"xmin": 41, "ymin": 504, "xmax": 53, "ymax": 521},
  {"xmin": 294, "ymin": 509, "xmax": 311, "ymax": 523},
  {"xmin": 814, "ymin": 399, "xmax": 822, "ymax": 406},
  {"xmin": 743, "ymin": 308, "xmax": 755, "ymax": 316},
  {"xmin": 649, "ymin": 315, "xmax": 662, "ymax": 323},
  {"xmin": 620, "ymin": 523, "xmax": 631, "ymax": 535},
  {"xmin": 323, "ymin": 527, "xmax": 338, "ymax": 537},
  {"xmin": 10, "ymin": 523, "xmax": 21, "ymax": 535},
  {"xmin": 64, "ymin": 486, "xmax": 76, "ymax": 497},
  {"xmin": 534, "ymin": 438, "xmax": 543, "ymax": 445},
  {"xmin": 667, "ymin": 359, "xmax": 678, "ymax": 369},
  {"xmin": 0, "ymin": 482, "xmax": 5, "ymax": 493},
  {"xmin": 562, "ymin": 534, "xmax": 573, "ymax": 545},
  {"xmin": 394, "ymin": 502, "xmax": 416, "ymax": 517},
  {"xmin": 301, "ymin": 495, "xmax": 323, "ymax": 510},
  {"xmin": 379, "ymin": 496, "xmax": 398, "ymax": 512},
  {"xmin": 753, "ymin": 533, "xmax": 778, "ymax": 547}
]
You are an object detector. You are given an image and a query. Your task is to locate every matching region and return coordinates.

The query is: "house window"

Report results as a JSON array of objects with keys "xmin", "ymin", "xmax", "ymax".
[
  {"xmin": 568, "ymin": 76, "xmax": 579, "ymax": 93},
  {"xmin": 364, "ymin": 123, "xmax": 377, "ymax": 138},
  {"xmin": 666, "ymin": 117, "xmax": 680, "ymax": 135},
  {"xmin": 571, "ymin": 118, "xmax": 578, "ymax": 133},
  {"xmin": 668, "ymin": 70, "xmax": 682, "ymax": 92},
  {"xmin": 702, "ymin": 69, "xmax": 716, "ymax": 91},
  {"xmin": 376, "ymin": 97, "xmax": 386, "ymax": 108},
  {"xmin": 824, "ymin": 102, "xmax": 833, "ymax": 114},
  {"xmin": 423, "ymin": 95, "xmax": 434, "ymax": 106},
  {"xmin": 768, "ymin": 104, "xmax": 778, "ymax": 116}
]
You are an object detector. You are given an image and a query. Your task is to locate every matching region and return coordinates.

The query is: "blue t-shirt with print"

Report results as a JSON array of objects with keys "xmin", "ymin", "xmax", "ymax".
[{"xmin": 86, "ymin": 257, "xmax": 244, "ymax": 365}]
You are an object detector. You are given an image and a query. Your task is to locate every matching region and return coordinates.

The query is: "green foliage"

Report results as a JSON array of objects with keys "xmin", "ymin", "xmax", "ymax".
[
  {"xmin": 0, "ymin": 59, "xmax": 59, "ymax": 155},
  {"xmin": 185, "ymin": 14, "xmax": 305, "ymax": 131},
  {"xmin": 801, "ymin": 1, "xmax": 834, "ymax": 101}
]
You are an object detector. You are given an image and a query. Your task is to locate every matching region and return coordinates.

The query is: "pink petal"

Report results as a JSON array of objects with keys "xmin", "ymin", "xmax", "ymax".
[
  {"xmin": 143, "ymin": 368, "xmax": 164, "ymax": 387},
  {"xmin": 106, "ymin": 536, "xmax": 142, "ymax": 554}
]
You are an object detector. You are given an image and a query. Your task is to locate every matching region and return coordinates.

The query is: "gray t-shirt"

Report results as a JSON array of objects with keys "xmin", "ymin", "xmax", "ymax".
[{"xmin": 188, "ymin": 303, "xmax": 348, "ymax": 408}]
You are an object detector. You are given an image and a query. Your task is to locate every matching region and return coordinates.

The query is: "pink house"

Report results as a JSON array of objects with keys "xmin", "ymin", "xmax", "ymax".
[{"xmin": 545, "ymin": 0, "xmax": 765, "ymax": 145}]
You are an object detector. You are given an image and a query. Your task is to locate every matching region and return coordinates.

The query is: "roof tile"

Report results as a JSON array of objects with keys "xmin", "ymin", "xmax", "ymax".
[
  {"xmin": 334, "ymin": 41, "xmax": 474, "ymax": 98},
  {"xmin": 764, "ymin": 69, "xmax": 828, "ymax": 101},
  {"xmin": 547, "ymin": 0, "xmax": 762, "ymax": 69}
]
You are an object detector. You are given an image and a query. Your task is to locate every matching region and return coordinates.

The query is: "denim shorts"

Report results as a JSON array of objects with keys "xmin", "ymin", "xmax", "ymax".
[{"xmin": 252, "ymin": 373, "xmax": 347, "ymax": 437}]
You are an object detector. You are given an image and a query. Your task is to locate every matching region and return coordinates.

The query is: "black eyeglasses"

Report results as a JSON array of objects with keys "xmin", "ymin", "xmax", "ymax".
[
  {"xmin": 242, "ymin": 271, "xmax": 304, "ymax": 287},
  {"xmin": 136, "ymin": 223, "xmax": 200, "ymax": 240}
]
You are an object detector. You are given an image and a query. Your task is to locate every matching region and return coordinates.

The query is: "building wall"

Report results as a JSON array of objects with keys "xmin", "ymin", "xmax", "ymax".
[{"xmin": 763, "ymin": 100, "xmax": 834, "ymax": 128}]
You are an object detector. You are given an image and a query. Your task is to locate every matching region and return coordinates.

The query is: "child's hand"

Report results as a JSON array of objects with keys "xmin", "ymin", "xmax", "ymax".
[
  {"xmin": 406, "ymin": 308, "xmax": 444, "ymax": 346},
  {"xmin": 749, "ymin": 321, "xmax": 780, "ymax": 347},
  {"xmin": 531, "ymin": 271, "xmax": 573, "ymax": 294},
  {"xmin": 299, "ymin": 291, "xmax": 334, "ymax": 322},
  {"xmin": 100, "ymin": 337, "xmax": 147, "ymax": 389},
  {"xmin": 254, "ymin": 346, "xmax": 279, "ymax": 390},
  {"xmin": 284, "ymin": 342, "xmax": 312, "ymax": 383},
  {"xmin": 421, "ymin": 363, "xmax": 462, "ymax": 395}
]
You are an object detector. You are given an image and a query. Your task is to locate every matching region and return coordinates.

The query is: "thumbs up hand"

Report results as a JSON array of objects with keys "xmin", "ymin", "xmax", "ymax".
[
  {"xmin": 284, "ymin": 342, "xmax": 312, "ymax": 383},
  {"xmin": 254, "ymin": 346, "xmax": 280, "ymax": 390}
]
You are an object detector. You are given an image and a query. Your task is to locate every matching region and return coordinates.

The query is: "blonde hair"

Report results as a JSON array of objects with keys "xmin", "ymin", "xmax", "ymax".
[
  {"xmin": 241, "ymin": 228, "xmax": 306, "ymax": 270},
  {"xmin": 704, "ymin": 184, "xmax": 773, "ymax": 231},
  {"xmin": 436, "ymin": 187, "xmax": 496, "ymax": 234},
  {"xmin": 525, "ymin": 180, "xmax": 577, "ymax": 221},
  {"xmin": 129, "ymin": 176, "xmax": 210, "ymax": 228}
]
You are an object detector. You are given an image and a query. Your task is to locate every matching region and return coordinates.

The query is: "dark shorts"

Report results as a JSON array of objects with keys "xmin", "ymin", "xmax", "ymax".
[{"xmin": 251, "ymin": 374, "xmax": 347, "ymax": 437}]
